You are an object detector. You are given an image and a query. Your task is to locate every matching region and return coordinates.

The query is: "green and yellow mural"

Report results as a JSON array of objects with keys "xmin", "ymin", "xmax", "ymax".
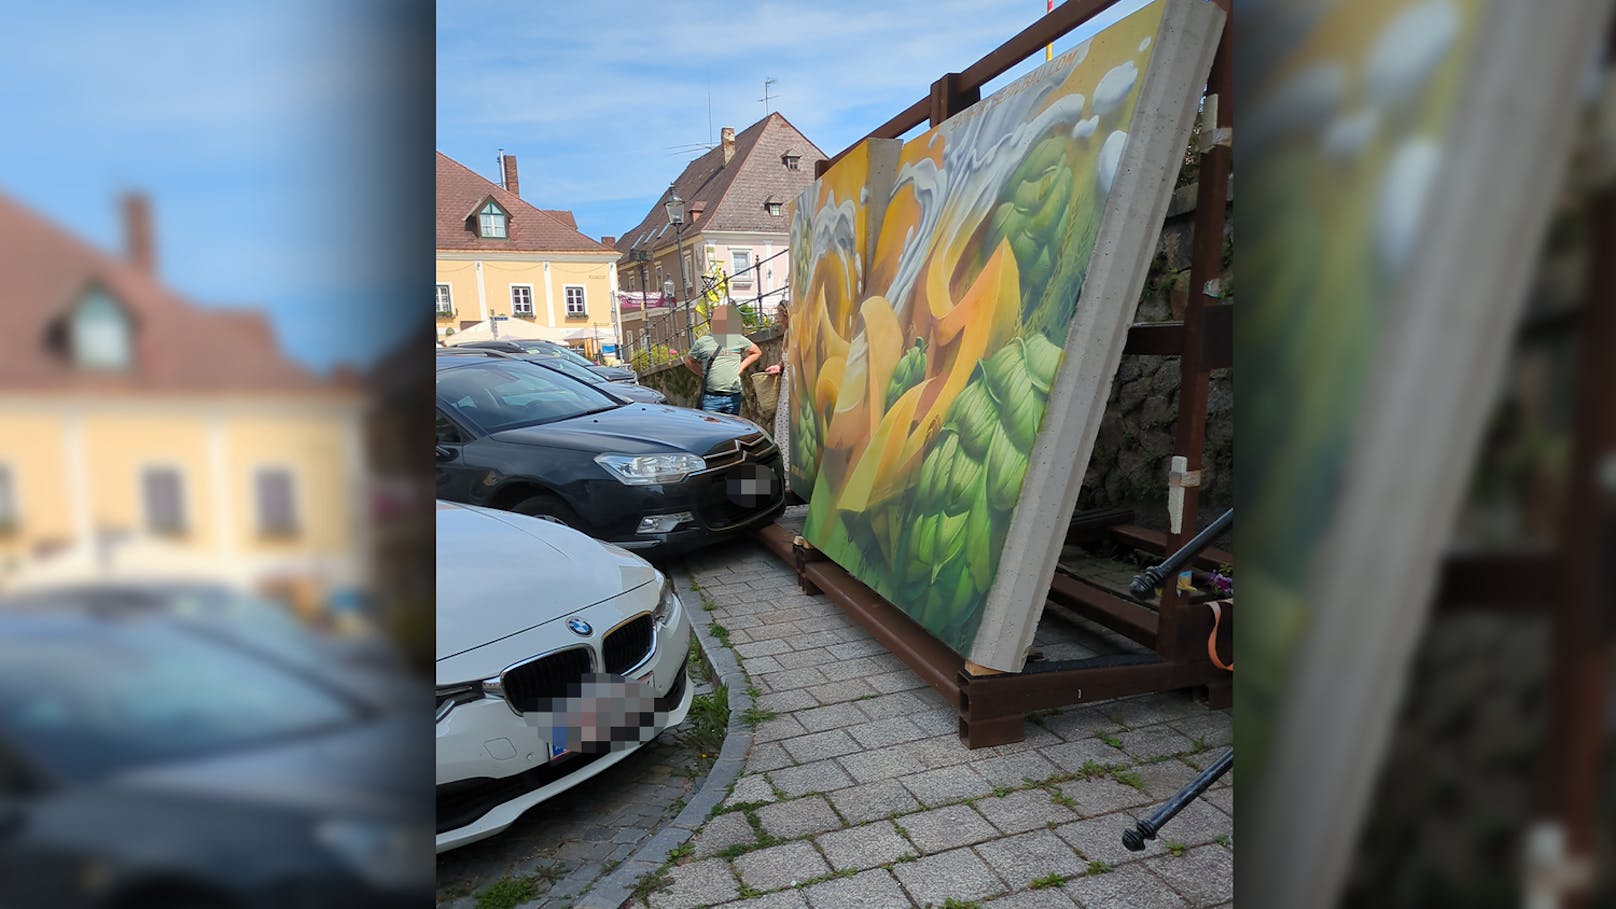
[{"xmin": 786, "ymin": 0, "xmax": 1201, "ymax": 658}]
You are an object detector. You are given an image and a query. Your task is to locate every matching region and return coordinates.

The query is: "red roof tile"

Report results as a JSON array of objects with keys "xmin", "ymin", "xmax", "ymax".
[
  {"xmin": 0, "ymin": 190, "xmax": 333, "ymax": 393},
  {"xmin": 436, "ymin": 152, "xmax": 614, "ymax": 255},
  {"xmin": 615, "ymin": 113, "xmax": 826, "ymax": 265}
]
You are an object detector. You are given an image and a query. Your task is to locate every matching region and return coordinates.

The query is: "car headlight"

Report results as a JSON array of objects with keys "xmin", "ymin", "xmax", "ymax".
[
  {"xmin": 652, "ymin": 579, "xmax": 681, "ymax": 626},
  {"xmin": 595, "ymin": 453, "xmax": 705, "ymax": 485},
  {"xmin": 315, "ymin": 818, "xmax": 434, "ymax": 890}
]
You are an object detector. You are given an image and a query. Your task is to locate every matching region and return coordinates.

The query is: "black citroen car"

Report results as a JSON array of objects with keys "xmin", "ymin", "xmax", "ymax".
[{"xmin": 434, "ymin": 354, "xmax": 784, "ymax": 556}]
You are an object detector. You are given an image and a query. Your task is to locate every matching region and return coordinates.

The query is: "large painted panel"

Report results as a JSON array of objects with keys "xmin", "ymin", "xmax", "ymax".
[{"xmin": 786, "ymin": 0, "xmax": 1223, "ymax": 668}]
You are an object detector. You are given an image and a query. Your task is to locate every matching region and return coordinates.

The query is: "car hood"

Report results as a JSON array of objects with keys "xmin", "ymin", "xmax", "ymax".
[
  {"xmin": 488, "ymin": 403, "xmax": 761, "ymax": 456},
  {"xmin": 609, "ymin": 383, "xmax": 666, "ymax": 404},
  {"xmin": 590, "ymin": 365, "xmax": 638, "ymax": 382},
  {"xmin": 435, "ymin": 502, "xmax": 658, "ymax": 662}
]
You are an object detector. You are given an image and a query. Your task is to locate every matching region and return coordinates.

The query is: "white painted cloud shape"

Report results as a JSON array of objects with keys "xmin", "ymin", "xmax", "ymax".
[
  {"xmin": 1092, "ymin": 60, "xmax": 1139, "ymax": 117},
  {"xmin": 1377, "ymin": 138, "xmax": 1440, "ymax": 273},
  {"xmin": 1366, "ymin": 1, "xmax": 1459, "ymax": 108},
  {"xmin": 1098, "ymin": 130, "xmax": 1128, "ymax": 195}
]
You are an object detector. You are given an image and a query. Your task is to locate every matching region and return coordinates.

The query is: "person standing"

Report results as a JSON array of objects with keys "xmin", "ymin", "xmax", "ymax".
[{"xmin": 684, "ymin": 303, "xmax": 760, "ymax": 415}]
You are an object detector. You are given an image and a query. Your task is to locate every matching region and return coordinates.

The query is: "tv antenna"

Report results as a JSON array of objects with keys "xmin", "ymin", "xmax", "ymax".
[{"xmin": 760, "ymin": 77, "xmax": 778, "ymax": 114}]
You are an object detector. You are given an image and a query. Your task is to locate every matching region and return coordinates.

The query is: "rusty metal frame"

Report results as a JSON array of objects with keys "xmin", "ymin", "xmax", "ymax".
[{"xmin": 764, "ymin": 0, "xmax": 1234, "ymax": 748}]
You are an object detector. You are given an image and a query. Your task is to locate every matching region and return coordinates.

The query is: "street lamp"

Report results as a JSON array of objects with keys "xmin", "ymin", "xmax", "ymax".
[{"xmin": 664, "ymin": 185, "xmax": 692, "ymax": 344}]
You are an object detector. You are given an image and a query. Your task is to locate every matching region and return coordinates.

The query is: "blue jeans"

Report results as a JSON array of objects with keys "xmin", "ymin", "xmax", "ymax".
[{"xmin": 700, "ymin": 391, "xmax": 742, "ymax": 414}]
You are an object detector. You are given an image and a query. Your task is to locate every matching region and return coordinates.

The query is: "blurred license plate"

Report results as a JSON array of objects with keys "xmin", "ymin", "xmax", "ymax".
[
  {"xmin": 726, "ymin": 464, "xmax": 777, "ymax": 507},
  {"xmin": 544, "ymin": 674, "xmax": 666, "ymax": 757}
]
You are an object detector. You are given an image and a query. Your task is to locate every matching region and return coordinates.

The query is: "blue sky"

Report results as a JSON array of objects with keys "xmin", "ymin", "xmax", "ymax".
[
  {"xmin": 437, "ymin": 0, "xmax": 1153, "ymax": 244},
  {"xmin": 0, "ymin": 0, "xmax": 430, "ymax": 372}
]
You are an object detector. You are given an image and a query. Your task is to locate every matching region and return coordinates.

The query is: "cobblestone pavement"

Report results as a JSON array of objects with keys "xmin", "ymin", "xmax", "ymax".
[
  {"xmin": 435, "ymin": 671, "xmax": 716, "ymax": 908},
  {"xmin": 631, "ymin": 508, "xmax": 1234, "ymax": 909}
]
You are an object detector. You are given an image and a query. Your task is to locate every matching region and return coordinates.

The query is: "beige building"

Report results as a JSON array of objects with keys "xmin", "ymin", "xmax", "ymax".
[
  {"xmin": 436, "ymin": 151, "xmax": 621, "ymax": 353},
  {"xmin": 0, "ymin": 191, "xmax": 368, "ymax": 611}
]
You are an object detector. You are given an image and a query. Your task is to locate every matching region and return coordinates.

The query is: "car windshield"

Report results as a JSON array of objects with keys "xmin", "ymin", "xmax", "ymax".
[
  {"xmin": 531, "ymin": 356, "xmax": 605, "ymax": 385},
  {"xmin": 437, "ymin": 360, "xmax": 619, "ymax": 433},
  {"xmin": 0, "ymin": 617, "xmax": 358, "ymax": 780}
]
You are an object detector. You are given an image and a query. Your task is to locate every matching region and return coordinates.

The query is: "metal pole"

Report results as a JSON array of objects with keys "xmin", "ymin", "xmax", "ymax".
[{"xmin": 674, "ymin": 223, "xmax": 691, "ymax": 347}]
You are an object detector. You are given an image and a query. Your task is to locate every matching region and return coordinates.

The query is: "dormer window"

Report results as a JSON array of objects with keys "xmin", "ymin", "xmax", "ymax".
[
  {"xmin": 782, "ymin": 151, "xmax": 801, "ymax": 170},
  {"xmin": 765, "ymin": 196, "xmax": 783, "ymax": 217},
  {"xmin": 71, "ymin": 287, "xmax": 133, "ymax": 370},
  {"xmin": 477, "ymin": 200, "xmax": 508, "ymax": 239}
]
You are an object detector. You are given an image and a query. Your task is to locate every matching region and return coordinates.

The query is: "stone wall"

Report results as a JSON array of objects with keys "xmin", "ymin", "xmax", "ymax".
[{"xmin": 635, "ymin": 182, "xmax": 1233, "ymax": 522}]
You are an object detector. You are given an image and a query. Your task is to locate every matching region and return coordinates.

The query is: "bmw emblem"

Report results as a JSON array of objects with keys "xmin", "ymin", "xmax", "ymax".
[{"xmin": 567, "ymin": 618, "xmax": 592, "ymax": 636}]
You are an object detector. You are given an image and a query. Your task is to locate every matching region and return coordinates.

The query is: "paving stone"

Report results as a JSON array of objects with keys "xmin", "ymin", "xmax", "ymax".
[
  {"xmin": 811, "ymin": 678, "xmax": 882, "ymax": 704},
  {"xmin": 1038, "ymin": 708, "xmax": 1116, "ymax": 743},
  {"xmin": 745, "ymin": 656, "xmax": 786, "ymax": 675},
  {"xmin": 1116, "ymin": 725, "xmax": 1196, "ymax": 763},
  {"xmin": 737, "ymin": 639, "xmax": 794, "ymax": 659},
  {"xmin": 692, "ymin": 811, "xmax": 759, "ymax": 859},
  {"xmin": 1166, "ymin": 710, "xmax": 1233, "ymax": 748},
  {"xmin": 1201, "ymin": 786, "xmax": 1232, "ymax": 818},
  {"xmin": 1054, "ymin": 815, "xmax": 1152, "ymax": 867},
  {"xmin": 757, "ymin": 689, "xmax": 822, "ymax": 713},
  {"xmin": 713, "ymin": 887, "xmax": 811, "ymax": 909},
  {"xmin": 908, "ymin": 708, "xmax": 964, "ymax": 737},
  {"xmin": 968, "ymin": 750, "xmax": 1061, "ymax": 789},
  {"xmin": 1143, "ymin": 843, "xmax": 1233, "ymax": 906},
  {"xmin": 802, "ymin": 868, "xmax": 912, "ymax": 909},
  {"xmin": 789, "ymin": 631, "xmax": 843, "ymax": 651},
  {"xmin": 826, "ymin": 639, "xmax": 888, "ymax": 659},
  {"xmin": 891, "ymin": 846, "xmax": 1007, "ymax": 906},
  {"xmin": 756, "ymin": 795, "xmax": 844, "ymax": 840},
  {"xmin": 754, "ymin": 714, "xmax": 810, "ymax": 744},
  {"xmin": 900, "ymin": 764, "xmax": 995, "ymax": 807},
  {"xmin": 747, "ymin": 741, "xmax": 796, "ymax": 773},
  {"xmin": 894, "ymin": 803, "xmax": 999, "ymax": 854},
  {"xmin": 908, "ymin": 734, "xmax": 982, "ymax": 769},
  {"xmin": 781, "ymin": 729, "xmax": 862, "ymax": 763},
  {"xmin": 826, "ymin": 779, "xmax": 923, "ymax": 825},
  {"xmin": 747, "ymin": 623, "xmax": 805, "ymax": 643},
  {"xmin": 866, "ymin": 669, "xmax": 929, "ymax": 693},
  {"xmin": 846, "ymin": 717, "xmax": 931, "ymax": 750},
  {"xmin": 1065, "ymin": 863, "xmax": 1190, "ymax": 909},
  {"xmin": 1044, "ymin": 736, "xmax": 1129, "ymax": 774},
  {"xmin": 1135, "ymin": 798, "xmax": 1229, "ymax": 847},
  {"xmin": 973, "ymin": 788, "xmax": 1081, "ymax": 834},
  {"xmin": 775, "ymin": 648, "xmax": 833, "ymax": 670},
  {"xmin": 1106, "ymin": 693, "xmax": 1203, "ymax": 730},
  {"xmin": 795, "ymin": 702, "xmax": 869, "ymax": 733},
  {"xmin": 815, "ymin": 820, "xmax": 914, "ymax": 871},
  {"xmin": 725, "ymin": 774, "xmax": 778, "ymax": 808},
  {"xmin": 770, "ymin": 759, "xmax": 856, "ymax": 798},
  {"xmin": 759, "ymin": 667, "xmax": 831, "ymax": 692},
  {"xmin": 1054, "ymin": 777, "xmax": 1155, "ymax": 817},
  {"xmin": 1130, "ymin": 759, "xmax": 1203, "ymax": 802},
  {"xmin": 838, "ymin": 744, "xmax": 930, "ymax": 785},
  {"xmin": 984, "ymin": 889, "xmax": 1082, "ymax": 909},
  {"xmin": 974, "ymin": 828, "xmax": 1089, "ymax": 889},
  {"xmin": 794, "ymin": 614, "xmax": 856, "ymax": 634},
  {"xmin": 646, "ymin": 857, "xmax": 739, "ymax": 909},
  {"xmin": 734, "ymin": 840, "xmax": 831, "ymax": 892},
  {"xmin": 854, "ymin": 690, "xmax": 942, "ymax": 721},
  {"xmin": 818, "ymin": 656, "xmax": 885, "ymax": 682}
]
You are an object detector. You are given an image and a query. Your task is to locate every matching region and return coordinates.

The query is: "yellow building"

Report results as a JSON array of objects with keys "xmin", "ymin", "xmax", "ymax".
[
  {"xmin": 436, "ymin": 151, "xmax": 621, "ymax": 353},
  {"xmin": 0, "ymin": 191, "xmax": 368, "ymax": 611}
]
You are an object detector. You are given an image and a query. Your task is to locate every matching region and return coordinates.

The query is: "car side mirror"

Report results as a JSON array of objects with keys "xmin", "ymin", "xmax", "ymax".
[{"xmin": 435, "ymin": 444, "xmax": 457, "ymax": 462}]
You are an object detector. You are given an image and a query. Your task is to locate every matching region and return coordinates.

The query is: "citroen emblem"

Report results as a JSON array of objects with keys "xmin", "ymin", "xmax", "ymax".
[{"xmin": 567, "ymin": 618, "xmax": 592, "ymax": 636}]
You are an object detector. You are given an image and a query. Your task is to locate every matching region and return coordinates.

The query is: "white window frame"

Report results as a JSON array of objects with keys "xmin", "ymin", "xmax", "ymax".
[
  {"xmin": 478, "ymin": 201, "xmax": 507, "ymax": 239},
  {"xmin": 766, "ymin": 201, "xmax": 783, "ymax": 216},
  {"xmin": 683, "ymin": 253, "xmax": 693, "ymax": 289},
  {"xmin": 730, "ymin": 249, "xmax": 753, "ymax": 284},
  {"xmin": 140, "ymin": 464, "xmax": 187, "ymax": 537},
  {"xmin": 254, "ymin": 466, "xmax": 298, "ymax": 537},
  {"xmin": 563, "ymin": 285, "xmax": 587, "ymax": 318},
  {"xmin": 509, "ymin": 284, "xmax": 535, "ymax": 316},
  {"xmin": 435, "ymin": 283, "xmax": 454, "ymax": 315}
]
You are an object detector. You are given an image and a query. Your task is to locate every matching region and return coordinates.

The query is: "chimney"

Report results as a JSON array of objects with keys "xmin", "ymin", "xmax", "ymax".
[
  {"xmin": 601, "ymin": 235, "xmax": 617, "ymax": 248},
  {"xmin": 122, "ymin": 193, "xmax": 155, "ymax": 275},
  {"xmin": 721, "ymin": 127, "xmax": 736, "ymax": 165},
  {"xmin": 502, "ymin": 153, "xmax": 520, "ymax": 198}
]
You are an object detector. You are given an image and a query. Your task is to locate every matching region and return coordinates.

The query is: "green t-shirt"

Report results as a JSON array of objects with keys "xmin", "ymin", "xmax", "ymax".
[{"xmin": 691, "ymin": 332, "xmax": 752, "ymax": 394}]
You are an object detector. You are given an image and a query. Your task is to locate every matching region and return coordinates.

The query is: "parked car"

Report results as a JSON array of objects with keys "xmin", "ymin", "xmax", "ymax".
[
  {"xmin": 440, "ymin": 346, "xmax": 666, "ymax": 404},
  {"xmin": 0, "ymin": 592, "xmax": 433, "ymax": 908},
  {"xmin": 435, "ymin": 501, "xmax": 693, "ymax": 851},
  {"xmin": 435, "ymin": 353, "xmax": 785, "ymax": 556},
  {"xmin": 455, "ymin": 339, "xmax": 638, "ymax": 384}
]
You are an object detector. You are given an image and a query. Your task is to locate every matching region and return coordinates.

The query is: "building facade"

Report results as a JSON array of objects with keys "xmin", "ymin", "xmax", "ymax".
[
  {"xmin": 614, "ymin": 113, "xmax": 826, "ymax": 354},
  {"xmin": 0, "ymin": 191, "xmax": 368, "ymax": 612},
  {"xmin": 436, "ymin": 152, "xmax": 622, "ymax": 352}
]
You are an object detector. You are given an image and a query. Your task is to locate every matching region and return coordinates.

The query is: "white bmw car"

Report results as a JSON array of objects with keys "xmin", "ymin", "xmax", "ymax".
[{"xmin": 435, "ymin": 501, "xmax": 693, "ymax": 852}]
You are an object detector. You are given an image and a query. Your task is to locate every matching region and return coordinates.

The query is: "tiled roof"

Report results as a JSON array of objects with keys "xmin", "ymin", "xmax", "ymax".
[
  {"xmin": 0, "ymin": 190, "xmax": 334, "ymax": 393},
  {"xmin": 436, "ymin": 152, "xmax": 614, "ymax": 254},
  {"xmin": 616, "ymin": 113, "xmax": 826, "ymax": 265}
]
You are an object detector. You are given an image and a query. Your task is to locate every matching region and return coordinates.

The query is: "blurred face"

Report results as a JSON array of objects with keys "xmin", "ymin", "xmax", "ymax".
[{"xmin": 713, "ymin": 305, "xmax": 738, "ymax": 333}]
